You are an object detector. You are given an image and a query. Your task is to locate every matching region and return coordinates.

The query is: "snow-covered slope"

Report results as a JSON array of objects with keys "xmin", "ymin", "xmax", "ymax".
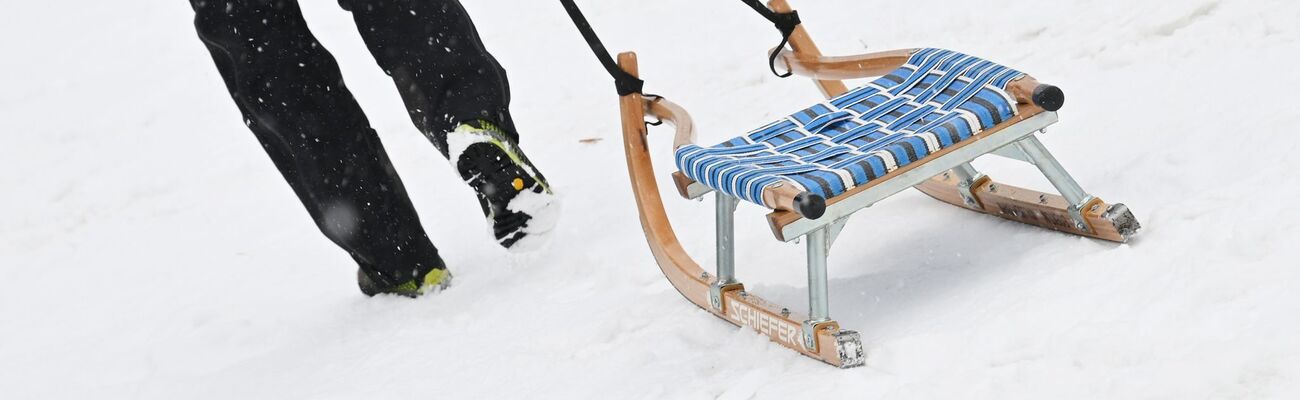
[{"xmin": 3, "ymin": 0, "xmax": 1300, "ymax": 398}]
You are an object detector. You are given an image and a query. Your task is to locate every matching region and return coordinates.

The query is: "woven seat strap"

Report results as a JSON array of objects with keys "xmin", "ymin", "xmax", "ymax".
[
  {"xmin": 739, "ymin": 0, "xmax": 801, "ymax": 78},
  {"xmin": 559, "ymin": 0, "xmax": 644, "ymax": 96}
]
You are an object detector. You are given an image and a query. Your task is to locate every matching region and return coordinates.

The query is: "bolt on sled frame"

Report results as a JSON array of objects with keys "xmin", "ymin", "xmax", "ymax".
[{"xmin": 600, "ymin": 0, "xmax": 1140, "ymax": 368}]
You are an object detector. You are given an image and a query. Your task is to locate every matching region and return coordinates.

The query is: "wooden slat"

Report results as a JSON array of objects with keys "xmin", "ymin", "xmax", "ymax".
[
  {"xmin": 776, "ymin": 48, "xmax": 915, "ymax": 80},
  {"xmin": 916, "ymin": 175, "xmax": 1133, "ymax": 242}
]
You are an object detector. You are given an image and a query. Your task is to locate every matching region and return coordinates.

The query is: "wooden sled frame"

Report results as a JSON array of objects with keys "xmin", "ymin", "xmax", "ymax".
[{"xmin": 616, "ymin": 0, "xmax": 1140, "ymax": 368}]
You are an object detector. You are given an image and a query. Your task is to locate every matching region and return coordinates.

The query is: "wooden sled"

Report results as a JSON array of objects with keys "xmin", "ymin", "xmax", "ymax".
[
  {"xmin": 570, "ymin": 0, "xmax": 1141, "ymax": 368},
  {"xmin": 761, "ymin": 0, "xmax": 1139, "ymax": 242}
]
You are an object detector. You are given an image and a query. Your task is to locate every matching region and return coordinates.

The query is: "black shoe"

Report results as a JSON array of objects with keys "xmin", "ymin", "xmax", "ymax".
[
  {"xmin": 357, "ymin": 268, "xmax": 452, "ymax": 298},
  {"xmin": 445, "ymin": 120, "xmax": 559, "ymax": 251}
]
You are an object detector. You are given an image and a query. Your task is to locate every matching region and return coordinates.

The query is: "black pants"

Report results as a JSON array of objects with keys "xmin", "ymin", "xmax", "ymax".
[{"xmin": 191, "ymin": 0, "xmax": 516, "ymax": 288}]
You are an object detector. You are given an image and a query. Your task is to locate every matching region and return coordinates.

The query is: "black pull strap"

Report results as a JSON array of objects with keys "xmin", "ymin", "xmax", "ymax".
[
  {"xmin": 559, "ymin": 0, "xmax": 644, "ymax": 96},
  {"xmin": 740, "ymin": 0, "xmax": 800, "ymax": 78}
]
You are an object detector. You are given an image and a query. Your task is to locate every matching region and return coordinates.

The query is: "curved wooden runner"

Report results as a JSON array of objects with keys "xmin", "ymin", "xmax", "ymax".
[{"xmin": 617, "ymin": 52, "xmax": 856, "ymax": 367}]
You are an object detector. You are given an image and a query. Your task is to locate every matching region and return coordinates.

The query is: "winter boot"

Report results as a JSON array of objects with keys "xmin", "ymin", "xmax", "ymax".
[
  {"xmin": 445, "ymin": 120, "xmax": 559, "ymax": 251},
  {"xmin": 357, "ymin": 268, "xmax": 453, "ymax": 298}
]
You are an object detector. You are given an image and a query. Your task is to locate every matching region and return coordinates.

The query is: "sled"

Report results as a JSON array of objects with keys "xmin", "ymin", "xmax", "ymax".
[{"xmin": 565, "ymin": 0, "xmax": 1140, "ymax": 368}]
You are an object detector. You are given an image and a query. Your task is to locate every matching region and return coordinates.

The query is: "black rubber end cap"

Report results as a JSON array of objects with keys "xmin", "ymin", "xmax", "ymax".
[
  {"xmin": 794, "ymin": 192, "xmax": 826, "ymax": 220},
  {"xmin": 1032, "ymin": 84, "xmax": 1065, "ymax": 111}
]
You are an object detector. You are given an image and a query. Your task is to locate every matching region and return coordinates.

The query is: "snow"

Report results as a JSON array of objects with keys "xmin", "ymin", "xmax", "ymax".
[{"xmin": 3, "ymin": 0, "xmax": 1300, "ymax": 398}]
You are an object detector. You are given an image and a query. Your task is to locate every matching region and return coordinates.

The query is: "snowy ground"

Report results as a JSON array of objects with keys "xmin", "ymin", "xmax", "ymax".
[{"xmin": 4, "ymin": 0, "xmax": 1300, "ymax": 398}]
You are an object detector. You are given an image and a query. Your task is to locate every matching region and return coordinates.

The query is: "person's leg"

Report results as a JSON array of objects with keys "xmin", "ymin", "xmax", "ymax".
[
  {"xmin": 190, "ymin": 0, "xmax": 447, "ymax": 295},
  {"xmin": 338, "ymin": 0, "xmax": 514, "ymax": 153},
  {"xmin": 340, "ymin": 0, "xmax": 559, "ymax": 250}
]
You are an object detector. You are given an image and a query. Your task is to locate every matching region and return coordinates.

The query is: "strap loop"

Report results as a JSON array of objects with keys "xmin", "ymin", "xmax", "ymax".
[
  {"xmin": 644, "ymin": 95, "xmax": 665, "ymax": 126},
  {"xmin": 740, "ymin": 0, "xmax": 800, "ymax": 78},
  {"xmin": 559, "ymin": 0, "xmax": 644, "ymax": 96}
]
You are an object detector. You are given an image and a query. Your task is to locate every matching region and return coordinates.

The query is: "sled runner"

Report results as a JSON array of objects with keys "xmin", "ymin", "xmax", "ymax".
[{"xmin": 563, "ymin": 0, "xmax": 1140, "ymax": 368}]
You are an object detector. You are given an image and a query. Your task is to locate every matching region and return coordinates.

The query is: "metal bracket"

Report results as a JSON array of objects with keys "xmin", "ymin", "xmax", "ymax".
[
  {"xmin": 825, "ymin": 216, "xmax": 850, "ymax": 248},
  {"xmin": 1066, "ymin": 195, "xmax": 1097, "ymax": 233},
  {"xmin": 708, "ymin": 282, "xmax": 744, "ymax": 312},
  {"xmin": 948, "ymin": 163, "xmax": 986, "ymax": 209},
  {"xmin": 991, "ymin": 142, "xmax": 1035, "ymax": 164},
  {"xmin": 683, "ymin": 181, "xmax": 713, "ymax": 199},
  {"xmin": 802, "ymin": 318, "xmax": 831, "ymax": 351},
  {"xmin": 956, "ymin": 178, "xmax": 983, "ymax": 209}
]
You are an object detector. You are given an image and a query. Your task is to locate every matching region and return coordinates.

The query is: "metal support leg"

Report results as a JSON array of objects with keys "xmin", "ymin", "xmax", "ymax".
[
  {"xmin": 949, "ymin": 163, "xmax": 986, "ymax": 209},
  {"xmin": 709, "ymin": 194, "xmax": 740, "ymax": 311},
  {"xmin": 802, "ymin": 226, "xmax": 831, "ymax": 350},
  {"xmin": 1015, "ymin": 135, "xmax": 1096, "ymax": 232}
]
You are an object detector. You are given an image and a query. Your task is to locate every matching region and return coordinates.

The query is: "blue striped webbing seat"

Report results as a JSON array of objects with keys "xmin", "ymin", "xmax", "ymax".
[{"xmin": 674, "ymin": 48, "xmax": 1028, "ymax": 207}]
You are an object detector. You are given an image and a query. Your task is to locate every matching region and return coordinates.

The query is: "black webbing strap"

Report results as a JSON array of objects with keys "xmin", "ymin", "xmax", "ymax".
[
  {"xmin": 559, "ymin": 0, "xmax": 644, "ymax": 96},
  {"xmin": 739, "ymin": 0, "xmax": 801, "ymax": 78}
]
